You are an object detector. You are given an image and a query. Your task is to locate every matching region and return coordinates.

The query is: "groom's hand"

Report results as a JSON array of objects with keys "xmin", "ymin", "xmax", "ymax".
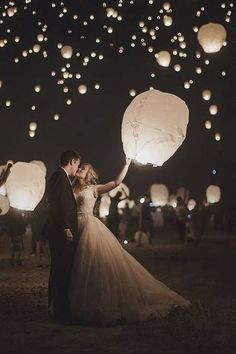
[{"xmin": 64, "ymin": 228, "xmax": 73, "ymax": 242}]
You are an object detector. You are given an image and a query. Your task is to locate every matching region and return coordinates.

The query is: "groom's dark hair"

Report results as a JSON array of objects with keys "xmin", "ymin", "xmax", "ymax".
[{"xmin": 60, "ymin": 150, "xmax": 81, "ymax": 167}]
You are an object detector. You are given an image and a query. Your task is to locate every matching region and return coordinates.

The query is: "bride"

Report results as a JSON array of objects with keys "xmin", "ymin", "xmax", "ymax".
[{"xmin": 68, "ymin": 159, "xmax": 190, "ymax": 326}]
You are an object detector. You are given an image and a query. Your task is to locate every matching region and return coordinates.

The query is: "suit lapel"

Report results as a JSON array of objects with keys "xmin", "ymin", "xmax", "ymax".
[{"xmin": 59, "ymin": 168, "xmax": 76, "ymax": 204}]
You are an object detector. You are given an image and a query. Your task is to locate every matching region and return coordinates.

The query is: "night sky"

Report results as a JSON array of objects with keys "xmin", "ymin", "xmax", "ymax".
[{"xmin": 1, "ymin": 0, "xmax": 236, "ymax": 203}]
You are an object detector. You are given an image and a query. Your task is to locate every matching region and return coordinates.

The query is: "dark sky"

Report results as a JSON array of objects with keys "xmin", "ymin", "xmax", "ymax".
[{"xmin": 0, "ymin": 0, "xmax": 236, "ymax": 203}]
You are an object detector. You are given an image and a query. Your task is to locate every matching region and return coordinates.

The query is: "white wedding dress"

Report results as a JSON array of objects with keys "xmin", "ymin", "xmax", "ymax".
[{"xmin": 68, "ymin": 185, "xmax": 190, "ymax": 326}]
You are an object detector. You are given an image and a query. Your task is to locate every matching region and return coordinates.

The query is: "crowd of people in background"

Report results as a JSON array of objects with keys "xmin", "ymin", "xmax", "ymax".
[{"xmin": 0, "ymin": 192, "xmax": 236, "ymax": 264}]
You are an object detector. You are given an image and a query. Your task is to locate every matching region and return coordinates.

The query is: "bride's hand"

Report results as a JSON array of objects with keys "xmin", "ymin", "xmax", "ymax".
[{"xmin": 126, "ymin": 158, "xmax": 131, "ymax": 166}]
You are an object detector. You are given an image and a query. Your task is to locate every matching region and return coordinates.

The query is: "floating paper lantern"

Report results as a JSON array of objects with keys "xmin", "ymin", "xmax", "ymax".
[
  {"xmin": 209, "ymin": 105, "xmax": 218, "ymax": 115},
  {"xmin": 163, "ymin": 15, "xmax": 172, "ymax": 27},
  {"xmin": 168, "ymin": 195, "xmax": 177, "ymax": 208},
  {"xmin": 61, "ymin": 45, "xmax": 73, "ymax": 59},
  {"xmin": 5, "ymin": 162, "xmax": 45, "ymax": 211},
  {"xmin": 34, "ymin": 85, "xmax": 41, "ymax": 92},
  {"xmin": 30, "ymin": 160, "xmax": 47, "ymax": 177},
  {"xmin": 184, "ymin": 82, "xmax": 190, "ymax": 89},
  {"xmin": 33, "ymin": 44, "xmax": 40, "ymax": 53},
  {"xmin": 129, "ymin": 89, "xmax": 136, "ymax": 97},
  {"xmin": 163, "ymin": 2, "xmax": 170, "ymax": 10},
  {"xmin": 99, "ymin": 194, "xmax": 111, "ymax": 218},
  {"xmin": 197, "ymin": 23, "xmax": 227, "ymax": 53},
  {"xmin": 7, "ymin": 7, "xmax": 17, "ymax": 17},
  {"xmin": 78, "ymin": 84, "xmax": 87, "ymax": 94},
  {"xmin": 156, "ymin": 51, "xmax": 171, "ymax": 67},
  {"xmin": 0, "ymin": 195, "xmax": 10, "ymax": 215},
  {"xmin": 205, "ymin": 120, "xmax": 212, "ymax": 129},
  {"xmin": 122, "ymin": 89, "xmax": 189, "ymax": 166},
  {"xmin": 29, "ymin": 122, "xmax": 37, "ymax": 131},
  {"xmin": 215, "ymin": 133, "xmax": 221, "ymax": 141},
  {"xmin": 109, "ymin": 182, "xmax": 130, "ymax": 199},
  {"xmin": 206, "ymin": 185, "xmax": 221, "ymax": 203},
  {"xmin": 202, "ymin": 89, "xmax": 211, "ymax": 101},
  {"xmin": 187, "ymin": 199, "xmax": 196, "ymax": 211},
  {"xmin": 150, "ymin": 184, "xmax": 169, "ymax": 206},
  {"xmin": 174, "ymin": 64, "xmax": 181, "ymax": 72}
]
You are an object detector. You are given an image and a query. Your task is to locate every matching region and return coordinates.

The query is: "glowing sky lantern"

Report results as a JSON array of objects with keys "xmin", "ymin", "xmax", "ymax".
[
  {"xmin": 30, "ymin": 160, "xmax": 47, "ymax": 177},
  {"xmin": 205, "ymin": 120, "xmax": 212, "ymax": 129},
  {"xmin": 209, "ymin": 105, "xmax": 218, "ymax": 115},
  {"xmin": 202, "ymin": 89, "xmax": 211, "ymax": 101},
  {"xmin": 109, "ymin": 182, "xmax": 130, "ymax": 199},
  {"xmin": 150, "ymin": 184, "xmax": 169, "ymax": 207},
  {"xmin": 163, "ymin": 15, "xmax": 172, "ymax": 27},
  {"xmin": 206, "ymin": 185, "xmax": 221, "ymax": 204},
  {"xmin": 7, "ymin": 7, "xmax": 17, "ymax": 17},
  {"xmin": 33, "ymin": 44, "xmax": 40, "ymax": 53},
  {"xmin": 5, "ymin": 162, "xmax": 45, "ymax": 211},
  {"xmin": 61, "ymin": 45, "xmax": 73, "ymax": 59},
  {"xmin": 0, "ymin": 195, "xmax": 10, "ymax": 215},
  {"xmin": 168, "ymin": 194, "xmax": 177, "ymax": 208},
  {"xmin": 187, "ymin": 199, "xmax": 196, "ymax": 211},
  {"xmin": 78, "ymin": 84, "xmax": 87, "ymax": 94},
  {"xmin": 156, "ymin": 51, "xmax": 171, "ymax": 67},
  {"xmin": 29, "ymin": 122, "xmax": 37, "ymax": 131},
  {"xmin": 163, "ymin": 2, "xmax": 171, "ymax": 10},
  {"xmin": 122, "ymin": 89, "xmax": 189, "ymax": 166},
  {"xmin": 99, "ymin": 194, "xmax": 111, "ymax": 217},
  {"xmin": 197, "ymin": 23, "xmax": 227, "ymax": 53},
  {"xmin": 215, "ymin": 133, "xmax": 221, "ymax": 141},
  {"xmin": 174, "ymin": 64, "xmax": 181, "ymax": 72}
]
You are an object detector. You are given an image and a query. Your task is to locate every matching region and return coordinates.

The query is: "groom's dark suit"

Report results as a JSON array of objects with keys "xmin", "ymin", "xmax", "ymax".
[{"xmin": 46, "ymin": 167, "xmax": 79, "ymax": 322}]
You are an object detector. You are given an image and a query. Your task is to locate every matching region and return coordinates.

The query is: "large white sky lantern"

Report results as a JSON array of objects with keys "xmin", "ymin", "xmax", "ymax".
[
  {"xmin": 61, "ymin": 45, "xmax": 73, "ymax": 59},
  {"xmin": 206, "ymin": 185, "xmax": 221, "ymax": 204},
  {"xmin": 121, "ymin": 89, "xmax": 189, "ymax": 166},
  {"xmin": 197, "ymin": 23, "xmax": 227, "ymax": 53},
  {"xmin": 150, "ymin": 184, "xmax": 169, "ymax": 206},
  {"xmin": 5, "ymin": 162, "xmax": 45, "ymax": 211},
  {"xmin": 156, "ymin": 51, "xmax": 171, "ymax": 67},
  {"xmin": 0, "ymin": 195, "xmax": 10, "ymax": 215},
  {"xmin": 30, "ymin": 160, "xmax": 47, "ymax": 177}
]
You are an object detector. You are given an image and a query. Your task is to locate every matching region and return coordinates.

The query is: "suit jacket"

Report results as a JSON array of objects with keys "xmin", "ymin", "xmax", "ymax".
[{"xmin": 46, "ymin": 168, "xmax": 79, "ymax": 242}]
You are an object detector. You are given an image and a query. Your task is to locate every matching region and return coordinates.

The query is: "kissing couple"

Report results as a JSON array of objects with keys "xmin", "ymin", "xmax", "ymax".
[{"xmin": 46, "ymin": 150, "xmax": 190, "ymax": 326}]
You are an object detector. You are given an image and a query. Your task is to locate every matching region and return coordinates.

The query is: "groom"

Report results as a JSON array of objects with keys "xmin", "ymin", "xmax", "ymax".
[{"xmin": 46, "ymin": 150, "xmax": 81, "ymax": 323}]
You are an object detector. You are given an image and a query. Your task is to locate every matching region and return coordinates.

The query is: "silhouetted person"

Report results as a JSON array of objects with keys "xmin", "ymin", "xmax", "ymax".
[
  {"xmin": 175, "ymin": 196, "xmax": 188, "ymax": 242},
  {"xmin": 31, "ymin": 195, "xmax": 49, "ymax": 267},
  {"xmin": 107, "ymin": 191, "xmax": 123, "ymax": 238},
  {"xmin": 6, "ymin": 207, "xmax": 26, "ymax": 266}
]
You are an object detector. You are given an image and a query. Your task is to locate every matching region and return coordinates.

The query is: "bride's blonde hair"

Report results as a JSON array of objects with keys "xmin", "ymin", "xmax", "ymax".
[{"xmin": 73, "ymin": 163, "xmax": 98, "ymax": 191}]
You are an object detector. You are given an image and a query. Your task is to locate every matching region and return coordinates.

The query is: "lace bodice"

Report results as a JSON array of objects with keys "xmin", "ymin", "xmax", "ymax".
[{"xmin": 75, "ymin": 185, "xmax": 97, "ymax": 215}]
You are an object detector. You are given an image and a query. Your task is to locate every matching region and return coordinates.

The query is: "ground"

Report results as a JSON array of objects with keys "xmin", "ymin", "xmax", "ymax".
[{"xmin": 0, "ymin": 232, "xmax": 236, "ymax": 354}]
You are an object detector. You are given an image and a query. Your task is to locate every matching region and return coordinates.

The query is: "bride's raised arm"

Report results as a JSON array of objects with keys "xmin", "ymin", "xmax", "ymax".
[{"xmin": 96, "ymin": 158, "xmax": 131, "ymax": 196}]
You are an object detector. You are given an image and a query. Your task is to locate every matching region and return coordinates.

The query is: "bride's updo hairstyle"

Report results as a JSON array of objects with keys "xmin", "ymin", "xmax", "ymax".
[{"xmin": 73, "ymin": 163, "xmax": 98, "ymax": 191}]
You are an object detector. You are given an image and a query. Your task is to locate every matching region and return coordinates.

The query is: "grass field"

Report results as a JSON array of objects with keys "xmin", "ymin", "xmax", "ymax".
[{"xmin": 0, "ymin": 233, "xmax": 236, "ymax": 354}]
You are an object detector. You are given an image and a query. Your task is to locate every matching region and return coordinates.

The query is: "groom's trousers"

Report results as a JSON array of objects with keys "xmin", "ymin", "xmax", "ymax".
[{"xmin": 48, "ymin": 237, "xmax": 76, "ymax": 322}]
